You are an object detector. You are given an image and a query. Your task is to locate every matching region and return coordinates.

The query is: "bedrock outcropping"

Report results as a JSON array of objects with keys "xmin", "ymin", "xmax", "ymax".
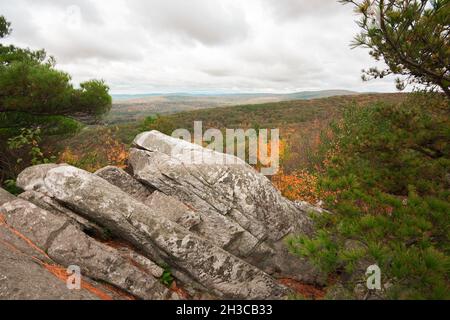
[{"xmin": 0, "ymin": 130, "xmax": 324, "ymax": 300}]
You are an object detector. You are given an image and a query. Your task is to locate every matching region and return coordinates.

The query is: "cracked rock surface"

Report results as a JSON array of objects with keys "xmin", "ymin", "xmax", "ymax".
[
  {"xmin": 130, "ymin": 131, "xmax": 321, "ymax": 283},
  {"xmin": 0, "ymin": 130, "xmax": 325, "ymax": 300}
]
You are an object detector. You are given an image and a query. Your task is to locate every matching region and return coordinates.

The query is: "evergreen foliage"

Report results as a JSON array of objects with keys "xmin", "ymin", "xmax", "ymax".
[
  {"xmin": 340, "ymin": 0, "xmax": 450, "ymax": 97},
  {"xmin": 0, "ymin": 15, "xmax": 112, "ymax": 185},
  {"xmin": 289, "ymin": 94, "xmax": 450, "ymax": 299}
]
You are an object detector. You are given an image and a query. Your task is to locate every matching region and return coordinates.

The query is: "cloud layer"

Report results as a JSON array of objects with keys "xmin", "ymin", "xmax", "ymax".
[{"xmin": 0, "ymin": 0, "xmax": 396, "ymax": 93}]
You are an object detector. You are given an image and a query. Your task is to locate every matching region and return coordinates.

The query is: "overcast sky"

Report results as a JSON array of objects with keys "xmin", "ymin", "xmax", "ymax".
[{"xmin": 0, "ymin": 0, "xmax": 398, "ymax": 94}]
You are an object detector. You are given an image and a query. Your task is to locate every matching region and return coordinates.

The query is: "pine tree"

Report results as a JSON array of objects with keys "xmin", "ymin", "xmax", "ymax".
[{"xmin": 340, "ymin": 0, "xmax": 450, "ymax": 98}]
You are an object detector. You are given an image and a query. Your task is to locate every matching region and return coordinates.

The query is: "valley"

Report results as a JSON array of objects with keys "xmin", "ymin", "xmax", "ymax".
[{"xmin": 107, "ymin": 90, "xmax": 358, "ymax": 123}]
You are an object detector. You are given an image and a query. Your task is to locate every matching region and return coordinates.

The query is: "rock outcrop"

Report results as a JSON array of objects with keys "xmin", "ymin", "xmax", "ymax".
[
  {"xmin": 129, "ymin": 131, "xmax": 320, "ymax": 283},
  {"xmin": 0, "ymin": 130, "xmax": 324, "ymax": 300}
]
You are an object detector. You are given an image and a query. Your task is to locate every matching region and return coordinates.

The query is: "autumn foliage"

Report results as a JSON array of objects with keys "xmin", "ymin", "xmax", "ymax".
[
  {"xmin": 59, "ymin": 127, "xmax": 128, "ymax": 172},
  {"xmin": 270, "ymin": 134, "xmax": 338, "ymax": 204},
  {"xmin": 272, "ymin": 170, "xmax": 320, "ymax": 204}
]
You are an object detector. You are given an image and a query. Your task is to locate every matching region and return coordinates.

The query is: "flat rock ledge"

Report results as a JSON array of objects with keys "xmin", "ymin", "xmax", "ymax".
[{"xmin": 0, "ymin": 131, "xmax": 325, "ymax": 300}]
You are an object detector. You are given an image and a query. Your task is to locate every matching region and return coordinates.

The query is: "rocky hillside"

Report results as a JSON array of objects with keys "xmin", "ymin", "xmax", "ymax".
[{"xmin": 0, "ymin": 131, "xmax": 326, "ymax": 300}]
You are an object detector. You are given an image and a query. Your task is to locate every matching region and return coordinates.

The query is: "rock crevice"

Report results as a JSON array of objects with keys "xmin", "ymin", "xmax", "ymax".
[{"xmin": 0, "ymin": 130, "xmax": 325, "ymax": 300}]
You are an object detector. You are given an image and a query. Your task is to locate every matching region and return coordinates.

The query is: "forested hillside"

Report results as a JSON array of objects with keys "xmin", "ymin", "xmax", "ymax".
[
  {"xmin": 0, "ymin": 0, "xmax": 449, "ymax": 301},
  {"xmin": 22, "ymin": 93, "xmax": 405, "ymax": 177}
]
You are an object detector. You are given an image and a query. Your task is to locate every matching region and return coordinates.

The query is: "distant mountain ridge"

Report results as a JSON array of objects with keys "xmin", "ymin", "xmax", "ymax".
[
  {"xmin": 108, "ymin": 90, "xmax": 359, "ymax": 123},
  {"xmin": 111, "ymin": 90, "xmax": 358, "ymax": 102}
]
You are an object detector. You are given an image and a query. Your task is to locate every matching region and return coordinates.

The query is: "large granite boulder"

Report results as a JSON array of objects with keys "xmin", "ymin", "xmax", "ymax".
[
  {"xmin": 95, "ymin": 167, "xmax": 201, "ymax": 231},
  {"xmin": 129, "ymin": 131, "xmax": 320, "ymax": 283},
  {"xmin": 0, "ymin": 191, "xmax": 99, "ymax": 300},
  {"xmin": 16, "ymin": 165, "xmax": 290, "ymax": 299},
  {"xmin": 0, "ymin": 196, "xmax": 170, "ymax": 300},
  {"xmin": 2, "ymin": 130, "xmax": 326, "ymax": 300},
  {"xmin": 0, "ymin": 188, "xmax": 16, "ymax": 206},
  {"xmin": 0, "ymin": 238, "xmax": 98, "ymax": 300}
]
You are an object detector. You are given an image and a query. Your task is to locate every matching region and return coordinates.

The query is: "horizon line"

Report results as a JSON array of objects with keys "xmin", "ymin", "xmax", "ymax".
[{"xmin": 110, "ymin": 89, "xmax": 385, "ymax": 96}]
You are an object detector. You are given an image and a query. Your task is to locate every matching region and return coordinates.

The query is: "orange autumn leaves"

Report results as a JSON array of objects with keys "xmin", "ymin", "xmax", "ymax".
[
  {"xmin": 253, "ymin": 137, "xmax": 320, "ymax": 203},
  {"xmin": 269, "ymin": 137, "xmax": 339, "ymax": 204},
  {"xmin": 104, "ymin": 136, "xmax": 128, "ymax": 167},
  {"xmin": 272, "ymin": 169, "xmax": 321, "ymax": 204},
  {"xmin": 59, "ymin": 129, "xmax": 128, "ymax": 172}
]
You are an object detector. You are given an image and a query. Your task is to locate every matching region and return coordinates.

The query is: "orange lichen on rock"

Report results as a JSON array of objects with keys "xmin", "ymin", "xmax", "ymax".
[
  {"xmin": 43, "ymin": 263, "xmax": 114, "ymax": 301},
  {"xmin": 0, "ymin": 213, "xmax": 50, "ymax": 259},
  {"xmin": 101, "ymin": 283, "xmax": 136, "ymax": 300},
  {"xmin": 279, "ymin": 278, "xmax": 326, "ymax": 300},
  {"xmin": 1, "ymin": 212, "xmax": 114, "ymax": 300},
  {"xmin": 170, "ymin": 281, "xmax": 190, "ymax": 300}
]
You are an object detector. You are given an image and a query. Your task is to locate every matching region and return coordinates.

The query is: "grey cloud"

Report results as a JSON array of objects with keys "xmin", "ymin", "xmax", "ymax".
[
  {"xmin": 0, "ymin": 0, "xmax": 397, "ymax": 93},
  {"xmin": 127, "ymin": 0, "xmax": 250, "ymax": 46},
  {"xmin": 37, "ymin": 0, "xmax": 104, "ymax": 25},
  {"xmin": 202, "ymin": 68, "xmax": 233, "ymax": 77},
  {"xmin": 45, "ymin": 33, "xmax": 144, "ymax": 64},
  {"xmin": 0, "ymin": 0, "xmax": 38, "ymax": 40},
  {"xmin": 264, "ymin": 0, "xmax": 350, "ymax": 21},
  {"xmin": 0, "ymin": 0, "xmax": 143, "ymax": 63}
]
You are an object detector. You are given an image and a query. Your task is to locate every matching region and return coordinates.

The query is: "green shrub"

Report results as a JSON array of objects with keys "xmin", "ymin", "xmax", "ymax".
[
  {"xmin": 160, "ymin": 266, "xmax": 174, "ymax": 287},
  {"xmin": 0, "ymin": 15, "xmax": 110, "ymax": 185},
  {"xmin": 290, "ymin": 93, "xmax": 450, "ymax": 299},
  {"xmin": 140, "ymin": 114, "xmax": 177, "ymax": 136},
  {"xmin": 3, "ymin": 179, "xmax": 23, "ymax": 196},
  {"xmin": 7, "ymin": 127, "xmax": 57, "ymax": 165}
]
